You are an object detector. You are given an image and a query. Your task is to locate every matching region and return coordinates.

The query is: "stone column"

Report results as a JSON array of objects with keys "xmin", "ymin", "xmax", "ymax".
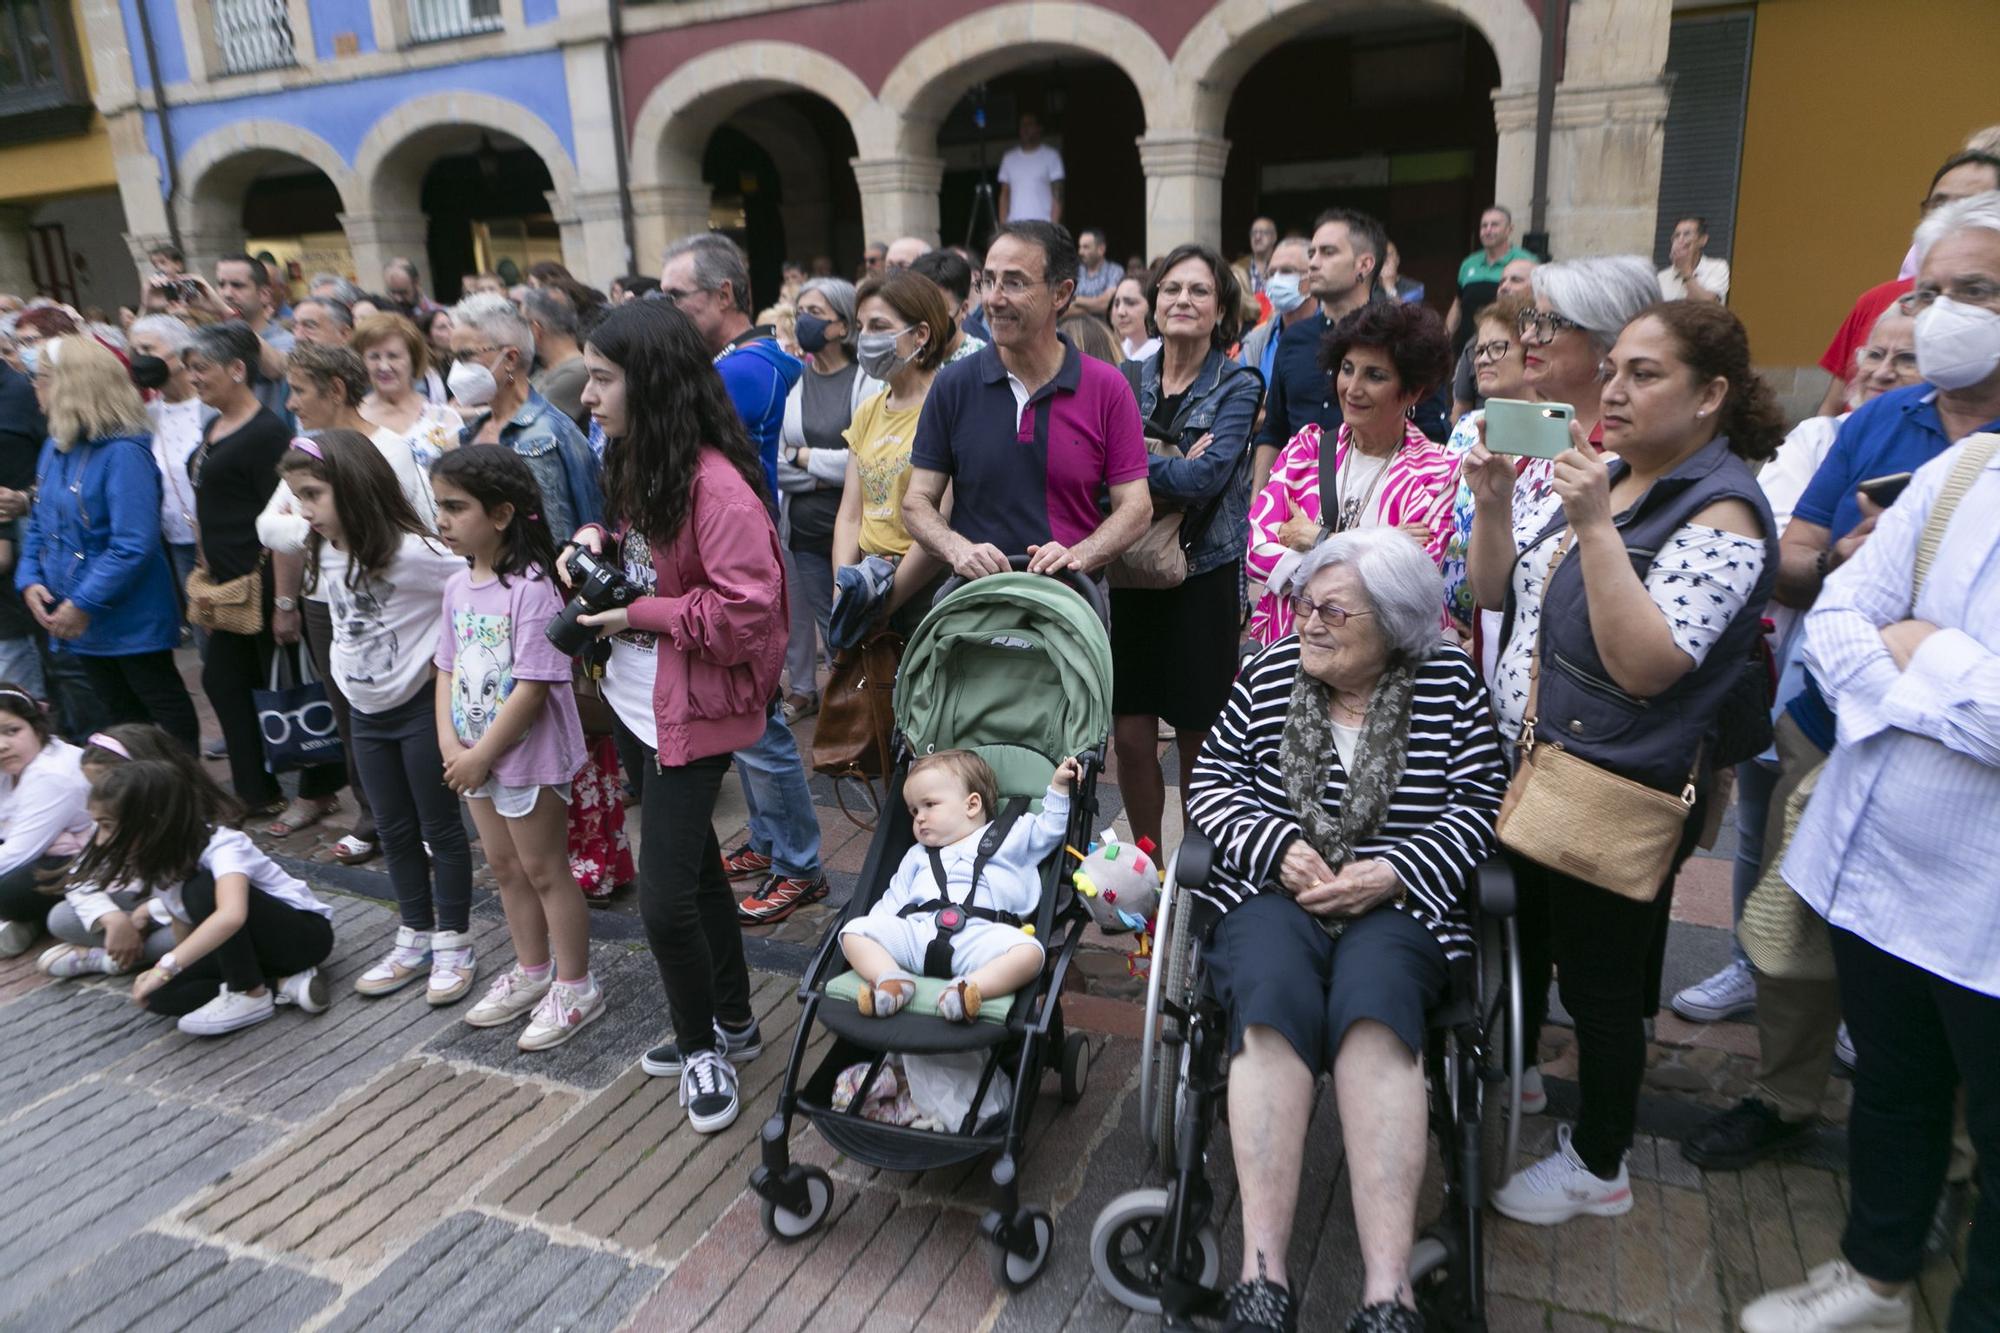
[
  {"xmin": 628, "ymin": 183, "xmax": 713, "ymax": 276},
  {"xmin": 849, "ymin": 155, "xmax": 944, "ymax": 249},
  {"xmin": 1138, "ymin": 132, "xmax": 1230, "ymax": 258},
  {"xmin": 1544, "ymin": 79, "xmax": 1672, "ymax": 258},
  {"xmin": 554, "ymin": 188, "xmax": 629, "ymax": 288},
  {"xmin": 0, "ymin": 207, "xmax": 36, "ymax": 297},
  {"xmin": 340, "ymin": 210, "xmax": 430, "ymax": 292},
  {"xmin": 1490, "ymin": 88, "xmax": 1540, "ymax": 237}
]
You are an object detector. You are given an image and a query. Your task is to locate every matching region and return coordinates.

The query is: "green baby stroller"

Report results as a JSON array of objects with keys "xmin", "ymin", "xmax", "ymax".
[{"xmin": 749, "ymin": 559, "xmax": 1112, "ymax": 1289}]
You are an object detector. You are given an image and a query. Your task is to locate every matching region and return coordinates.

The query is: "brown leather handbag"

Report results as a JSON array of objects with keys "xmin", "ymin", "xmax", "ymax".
[{"xmin": 812, "ymin": 628, "xmax": 904, "ymax": 785}]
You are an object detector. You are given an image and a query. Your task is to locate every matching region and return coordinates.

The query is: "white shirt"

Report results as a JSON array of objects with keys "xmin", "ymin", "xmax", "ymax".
[
  {"xmin": 159, "ymin": 827, "xmax": 332, "ymax": 924},
  {"xmin": 0, "ymin": 739, "xmax": 94, "ymax": 879},
  {"xmin": 1657, "ymin": 255, "xmax": 1731, "ymax": 303},
  {"xmin": 256, "ymin": 433, "xmax": 437, "ymax": 604},
  {"xmin": 321, "ymin": 531, "xmax": 464, "ymax": 714},
  {"xmin": 603, "ymin": 527, "xmax": 662, "ymax": 746},
  {"xmin": 147, "ymin": 397, "xmax": 207, "ymax": 546},
  {"xmin": 1784, "ymin": 439, "xmax": 2000, "ymax": 996},
  {"xmin": 1121, "ymin": 336, "xmax": 1161, "ymax": 364},
  {"xmin": 996, "ymin": 144, "xmax": 1065, "ymax": 223},
  {"xmin": 866, "ymin": 787, "xmax": 1071, "ymax": 922}
]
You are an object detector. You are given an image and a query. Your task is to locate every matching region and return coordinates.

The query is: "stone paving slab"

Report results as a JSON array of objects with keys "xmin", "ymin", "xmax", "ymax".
[
  {"xmin": 0, "ymin": 1230, "xmax": 339, "ymax": 1333},
  {"xmin": 0, "ymin": 981, "xmax": 169, "ymax": 1122},
  {"xmin": 323, "ymin": 1210, "xmax": 661, "ymax": 1333}
]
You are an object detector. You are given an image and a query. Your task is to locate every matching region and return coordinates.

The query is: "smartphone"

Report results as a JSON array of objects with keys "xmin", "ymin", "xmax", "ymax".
[
  {"xmin": 1484, "ymin": 398, "xmax": 1576, "ymax": 459},
  {"xmin": 1856, "ymin": 472, "xmax": 1913, "ymax": 509}
]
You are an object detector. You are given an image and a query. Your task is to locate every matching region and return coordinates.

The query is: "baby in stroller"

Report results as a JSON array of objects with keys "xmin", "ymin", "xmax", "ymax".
[{"xmin": 840, "ymin": 749, "xmax": 1078, "ymax": 1023}]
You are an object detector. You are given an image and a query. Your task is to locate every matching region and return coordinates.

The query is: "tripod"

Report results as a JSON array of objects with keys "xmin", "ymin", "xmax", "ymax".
[{"xmin": 962, "ymin": 83, "xmax": 1000, "ymax": 250}]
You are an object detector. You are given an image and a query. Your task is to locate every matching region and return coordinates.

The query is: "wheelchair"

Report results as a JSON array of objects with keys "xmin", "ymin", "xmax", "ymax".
[{"xmin": 1088, "ymin": 829, "xmax": 1525, "ymax": 1330}]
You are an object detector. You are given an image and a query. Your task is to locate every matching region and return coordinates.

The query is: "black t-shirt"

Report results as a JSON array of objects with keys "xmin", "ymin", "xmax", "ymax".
[
  {"xmin": 194, "ymin": 407, "xmax": 290, "ymax": 582},
  {"xmin": 0, "ymin": 366, "xmax": 47, "ymax": 641}
]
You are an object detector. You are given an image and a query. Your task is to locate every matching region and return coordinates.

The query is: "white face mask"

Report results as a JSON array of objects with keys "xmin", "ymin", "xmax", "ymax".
[
  {"xmin": 1265, "ymin": 273, "xmax": 1306, "ymax": 316},
  {"xmin": 1914, "ymin": 295, "xmax": 2000, "ymax": 391},
  {"xmin": 448, "ymin": 357, "xmax": 498, "ymax": 407}
]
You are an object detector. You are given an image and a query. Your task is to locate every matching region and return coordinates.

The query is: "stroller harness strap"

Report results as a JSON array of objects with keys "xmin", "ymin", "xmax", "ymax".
[{"xmin": 899, "ymin": 797, "xmax": 1031, "ymax": 977}]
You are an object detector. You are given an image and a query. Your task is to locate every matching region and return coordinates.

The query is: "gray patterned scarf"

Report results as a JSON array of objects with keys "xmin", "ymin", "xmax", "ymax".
[{"xmin": 1279, "ymin": 657, "xmax": 1416, "ymax": 931}]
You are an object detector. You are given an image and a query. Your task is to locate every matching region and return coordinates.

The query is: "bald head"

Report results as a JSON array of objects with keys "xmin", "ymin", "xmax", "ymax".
[{"xmin": 886, "ymin": 237, "xmax": 933, "ymax": 271}]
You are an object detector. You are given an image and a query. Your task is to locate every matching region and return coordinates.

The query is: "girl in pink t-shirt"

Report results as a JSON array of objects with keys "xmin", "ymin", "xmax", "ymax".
[{"xmin": 429, "ymin": 446, "xmax": 596, "ymax": 1052}]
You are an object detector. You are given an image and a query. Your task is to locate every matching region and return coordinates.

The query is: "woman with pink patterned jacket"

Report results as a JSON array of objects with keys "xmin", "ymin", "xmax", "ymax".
[{"xmin": 1244, "ymin": 301, "xmax": 1460, "ymax": 644}]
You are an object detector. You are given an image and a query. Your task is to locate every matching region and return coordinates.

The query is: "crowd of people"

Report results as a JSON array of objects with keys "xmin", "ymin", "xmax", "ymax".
[{"xmin": 0, "ymin": 121, "xmax": 1995, "ymax": 1333}]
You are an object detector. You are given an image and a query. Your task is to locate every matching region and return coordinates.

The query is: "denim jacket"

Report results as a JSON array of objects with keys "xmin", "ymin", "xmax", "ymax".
[
  {"xmin": 1122, "ymin": 347, "xmax": 1263, "ymax": 577},
  {"xmin": 460, "ymin": 389, "xmax": 605, "ymax": 543}
]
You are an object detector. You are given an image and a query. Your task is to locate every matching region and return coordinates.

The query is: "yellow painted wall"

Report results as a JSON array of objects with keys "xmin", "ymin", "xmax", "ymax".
[
  {"xmin": 0, "ymin": 0, "xmax": 116, "ymax": 204},
  {"xmin": 1732, "ymin": 0, "xmax": 2000, "ymax": 366}
]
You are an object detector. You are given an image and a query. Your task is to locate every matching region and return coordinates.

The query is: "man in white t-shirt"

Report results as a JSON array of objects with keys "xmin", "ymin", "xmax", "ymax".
[
  {"xmin": 996, "ymin": 113, "xmax": 1064, "ymax": 226},
  {"xmin": 1657, "ymin": 215, "xmax": 1731, "ymax": 303}
]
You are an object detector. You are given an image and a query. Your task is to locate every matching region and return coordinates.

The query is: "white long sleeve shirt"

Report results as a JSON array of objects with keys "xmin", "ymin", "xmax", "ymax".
[
  {"xmin": 0, "ymin": 739, "xmax": 95, "ymax": 880},
  {"xmin": 869, "ymin": 787, "xmax": 1071, "ymax": 924}
]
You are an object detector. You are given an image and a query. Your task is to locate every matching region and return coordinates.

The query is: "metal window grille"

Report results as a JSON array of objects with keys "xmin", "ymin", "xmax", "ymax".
[
  {"xmin": 407, "ymin": 0, "xmax": 502, "ymax": 44},
  {"xmin": 212, "ymin": 0, "xmax": 296, "ymax": 75}
]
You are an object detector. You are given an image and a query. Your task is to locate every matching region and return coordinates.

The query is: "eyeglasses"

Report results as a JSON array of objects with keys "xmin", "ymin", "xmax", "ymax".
[
  {"xmin": 1516, "ymin": 307, "xmax": 1585, "ymax": 345},
  {"xmin": 1472, "ymin": 338, "xmax": 1514, "ymax": 364},
  {"xmin": 1856, "ymin": 346, "xmax": 1919, "ymax": 376},
  {"xmin": 1288, "ymin": 594, "xmax": 1374, "ymax": 628},
  {"xmin": 1904, "ymin": 279, "xmax": 2000, "ymax": 313},
  {"xmin": 456, "ymin": 344, "xmax": 501, "ymax": 359},
  {"xmin": 649, "ymin": 287, "xmax": 700, "ymax": 305},
  {"xmin": 1157, "ymin": 282, "xmax": 1215, "ymax": 303},
  {"xmin": 976, "ymin": 272, "xmax": 1049, "ymax": 298}
]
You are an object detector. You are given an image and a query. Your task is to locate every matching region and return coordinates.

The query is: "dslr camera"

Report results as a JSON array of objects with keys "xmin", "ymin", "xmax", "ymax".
[{"xmin": 547, "ymin": 547, "xmax": 641, "ymax": 657}]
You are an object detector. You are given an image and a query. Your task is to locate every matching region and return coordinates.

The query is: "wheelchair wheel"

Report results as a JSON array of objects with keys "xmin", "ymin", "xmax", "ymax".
[
  {"xmin": 1150, "ymin": 887, "xmax": 1199, "ymax": 1175},
  {"xmin": 1090, "ymin": 1187, "xmax": 1222, "ymax": 1315}
]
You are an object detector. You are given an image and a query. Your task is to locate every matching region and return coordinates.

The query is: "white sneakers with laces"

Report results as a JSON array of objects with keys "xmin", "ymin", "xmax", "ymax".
[
  {"xmin": 465, "ymin": 966, "xmax": 552, "ymax": 1027},
  {"xmin": 1739, "ymin": 1260, "xmax": 1913, "ymax": 1332},
  {"xmin": 177, "ymin": 985, "xmax": 275, "ymax": 1036},
  {"xmin": 1671, "ymin": 957, "xmax": 1759, "ymax": 1023},
  {"xmin": 273, "ymin": 967, "xmax": 329, "ymax": 1014},
  {"xmin": 1491, "ymin": 1123, "xmax": 1633, "ymax": 1225},
  {"xmin": 518, "ymin": 979, "xmax": 605, "ymax": 1051}
]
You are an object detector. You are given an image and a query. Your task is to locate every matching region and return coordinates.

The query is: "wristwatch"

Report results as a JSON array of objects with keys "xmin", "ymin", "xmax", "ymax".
[
  {"xmin": 157, "ymin": 952, "xmax": 181, "ymax": 978},
  {"xmin": 274, "ymin": 596, "xmax": 297, "ymax": 612}
]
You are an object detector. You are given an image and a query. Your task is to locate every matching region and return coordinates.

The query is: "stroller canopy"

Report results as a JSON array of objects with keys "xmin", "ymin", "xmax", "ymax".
[{"xmin": 895, "ymin": 572, "xmax": 1113, "ymax": 799}]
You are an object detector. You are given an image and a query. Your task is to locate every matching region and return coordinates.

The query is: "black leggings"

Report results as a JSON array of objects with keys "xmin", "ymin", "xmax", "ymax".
[
  {"xmin": 75, "ymin": 651, "xmax": 200, "ymax": 753},
  {"xmin": 619, "ymin": 719, "xmax": 753, "ymax": 1054},
  {"xmin": 350, "ymin": 688, "xmax": 471, "ymax": 934},
  {"xmin": 0, "ymin": 854, "xmax": 69, "ymax": 924},
  {"xmin": 143, "ymin": 870, "xmax": 336, "ymax": 1015}
]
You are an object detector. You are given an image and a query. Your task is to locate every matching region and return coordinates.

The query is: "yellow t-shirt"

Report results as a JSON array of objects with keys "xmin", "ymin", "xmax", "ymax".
[{"xmin": 844, "ymin": 389, "xmax": 925, "ymax": 558}]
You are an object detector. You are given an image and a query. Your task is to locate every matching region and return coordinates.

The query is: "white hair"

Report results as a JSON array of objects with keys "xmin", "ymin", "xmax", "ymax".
[
  {"xmin": 1530, "ymin": 256, "xmax": 1662, "ymax": 352},
  {"xmin": 127, "ymin": 314, "xmax": 194, "ymax": 355},
  {"xmin": 1912, "ymin": 190, "xmax": 2000, "ymax": 268},
  {"xmin": 450, "ymin": 292, "xmax": 535, "ymax": 361},
  {"xmin": 1292, "ymin": 527, "xmax": 1445, "ymax": 662}
]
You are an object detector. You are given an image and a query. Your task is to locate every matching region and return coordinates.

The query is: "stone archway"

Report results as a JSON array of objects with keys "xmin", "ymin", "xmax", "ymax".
[{"xmin": 175, "ymin": 121, "xmax": 360, "ymax": 275}]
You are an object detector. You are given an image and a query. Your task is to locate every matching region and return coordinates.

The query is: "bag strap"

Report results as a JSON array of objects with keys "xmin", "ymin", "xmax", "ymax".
[
  {"xmin": 1516, "ymin": 528, "xmax": 1575, "ymax": 750},
  {"xmin": 1913, "ymin": 435, "xmax": 2000, "ymax": 597}
]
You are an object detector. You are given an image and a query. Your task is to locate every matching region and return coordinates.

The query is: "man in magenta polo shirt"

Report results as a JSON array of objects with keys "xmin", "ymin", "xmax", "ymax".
[{"xmin": 903, "ymin": 221, "xmax": 1152, "ymax": 579}]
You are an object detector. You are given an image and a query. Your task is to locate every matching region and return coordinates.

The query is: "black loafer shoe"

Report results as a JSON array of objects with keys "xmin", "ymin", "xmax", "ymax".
[{"xmin": 1680, "ymin": 1096, "xmax": 1812, "ymax": 1171}]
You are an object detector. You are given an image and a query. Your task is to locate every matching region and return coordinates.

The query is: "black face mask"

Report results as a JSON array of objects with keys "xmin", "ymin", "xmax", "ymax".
[{"xmin": 129, "ymin": 354, "xmax": 171, "ymax": 391}]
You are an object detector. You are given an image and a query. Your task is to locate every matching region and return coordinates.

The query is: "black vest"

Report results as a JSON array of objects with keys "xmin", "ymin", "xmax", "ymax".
[{"xmin": 1512, "ymin": 436, "xmax": 1777, "ymax": 793}]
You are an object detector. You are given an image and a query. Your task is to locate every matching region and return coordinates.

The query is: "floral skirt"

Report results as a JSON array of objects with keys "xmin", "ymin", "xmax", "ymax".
[{"xmin": 568, "ymin": 734, "xmax": 634, "ymax": 898}]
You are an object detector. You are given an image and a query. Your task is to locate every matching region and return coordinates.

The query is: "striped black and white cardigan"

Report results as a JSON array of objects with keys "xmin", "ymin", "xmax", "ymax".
[{"xmin": 1184, "ymin": 638, "xmax": 1508, "ymax": 960}]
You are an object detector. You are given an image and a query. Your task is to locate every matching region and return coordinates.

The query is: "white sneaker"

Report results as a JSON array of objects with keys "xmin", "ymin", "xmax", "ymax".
[
  {"xmin": 0, "ymin": 919, "xmax": 37, "ymax": 958},
  {"xmin": 1518, "ymin": 1065, "xmax": 1547, "ymax": 1116},
  {"xmin": 38, "ymin": 944, "xmax": 122, "ymax": 977},
  {"xmin": 1670, "ymin": 958, "xmax": 1757, "ymax": 1023},
  {"xmin": 177, "ymin": 985, "xmax": 276, "ymax": 1037},
  {"xmin": 1492, "ymin": 1123, "xmax": 1633, "ymax": 1225},
  {"xmin": 355, "ymin": 926, "xmax": 431, "ymax": 996},
  {"xmin": 680, "ymin": 1048, "xmax": 740, "ymax": 1133},
  {"xmin": 464, "ymin": 966, "xmax": 552, "ymax": 1028},
  {"xmin": 1740, "ymin": 1259, "xmax": 1913, "ymax": 1332},
  {"xmin": 518, "ymin": 979, "xmax": 605, "ymax": 1051},
  {"xmin": 426, "ymin": 930, "xmax": 477, "ymax": 1006},
  {"xmin": 273, "ymin": 967, "xmax": 328, "ymax": 1014}
]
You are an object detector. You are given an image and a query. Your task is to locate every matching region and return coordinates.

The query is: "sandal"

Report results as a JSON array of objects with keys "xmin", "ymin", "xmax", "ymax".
[
  {"xmin": 331, "ymin": 833, "xmax": 379, "ymax": 865},
  {"xmin": 266, "ymin": 796, "xmax": 339, "ymax": 837}
]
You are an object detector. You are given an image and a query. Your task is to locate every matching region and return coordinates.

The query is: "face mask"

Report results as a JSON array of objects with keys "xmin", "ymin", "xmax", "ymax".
[
  {"xmin": 1914, "ymin": 295, "xmax": 2000, "ymax": 391},
  {"xmin": 16, "ymin": 346, "xmax": 36, "ymax": 377},
  {"xmin": 795, "ymin": 311, "xmax": 835, "ymax": 355},
  {"xmin": 448, "ymin": 357, "xmax": 498, "ymax": 408},
  {"xmin": 129, "ymin": 354, "xmax": 171, "ymax": 391},
  {"xmin": 858, "ymin": 329, "xmax": 918, "ymax": 381},
  {"xmin": 1265, "ymin": 273, "xmax": 1306, "ymax": 315}
]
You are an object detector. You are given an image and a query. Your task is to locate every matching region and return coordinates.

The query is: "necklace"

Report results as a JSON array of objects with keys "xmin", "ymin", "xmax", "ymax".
[{"xmin": 1335, "ymin": 430, "xmax": 1403, "ymax": 531}]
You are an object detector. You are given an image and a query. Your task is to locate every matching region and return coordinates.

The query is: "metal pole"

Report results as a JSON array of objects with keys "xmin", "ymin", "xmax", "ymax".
[
  {"xmin": 1526, "ymin": 0, "xmax": 1568, "ymax": 259},
  {"xmin": 133, "ymin": 0, "xmax": 184, "ymax": 254}
]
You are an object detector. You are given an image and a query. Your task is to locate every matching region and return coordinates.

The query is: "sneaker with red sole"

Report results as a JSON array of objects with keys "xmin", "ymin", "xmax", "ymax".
[
  {"xmin": 737, "ymin": 875, "xmax": 829, "ymax": 924},
  {"xmin": 722, "ymin": 845, "xmax": 773, "ymax": 880}
]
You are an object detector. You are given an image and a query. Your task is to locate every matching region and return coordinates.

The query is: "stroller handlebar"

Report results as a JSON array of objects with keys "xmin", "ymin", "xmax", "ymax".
[{"xmin": 932, "ymin": 553, "xmax": 1111, "ymax": 624}]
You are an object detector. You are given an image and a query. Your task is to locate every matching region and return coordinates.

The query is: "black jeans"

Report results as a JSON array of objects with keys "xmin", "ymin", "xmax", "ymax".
[
  {"xmin": 620, "ymin": 718, "xmax": 754, "ymax": 1053},
  {"xmin": 0, "ymin": 854, "xmax": 68, "ymax": 924},
  {"xmin": 1514, "ymin": 796, "xmax": 1704, "ymax": 1178},
  {"xmin": 350, "ymin": 687, "xmax": 471, "ymax": 934},
  {"xmin": 202, "ymin": 624, "xmax": 344, "ymax": 808},
  {"xmin": 303, "ymin": 598, "xmax": 374, "ymax": 843},
  {"xmin": 76, "ymin": 650, "xmax": 200, "ymax": 753},
  {"xmin": 1833, "ymin": 927, "xmax": 1999, "ymax": 1328},
  {"xmin": 143, "ymin": 870, "xmax": 336, "ymax": 1016}
]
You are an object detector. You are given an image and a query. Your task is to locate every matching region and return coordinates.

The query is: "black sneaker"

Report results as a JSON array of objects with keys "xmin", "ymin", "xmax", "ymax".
[
  {"xmin": 640, "ymin": 1017, "xmax": 763, "ymax": 1077},
  {"xmin": 680, "ymin": 1049, "xmax": 740, "ymax": 1133},
  {"xmin": 1680, "ymin": 1097, "xmax": 1812, "ymax": 1171},
  {"xmin": 1346, "ymin": 1302, "xmax": 1422, "ymax": 1333},
  {"xmin": 1221, "ymin": 1274, "xmax": 1297, "ymax": 1332}
]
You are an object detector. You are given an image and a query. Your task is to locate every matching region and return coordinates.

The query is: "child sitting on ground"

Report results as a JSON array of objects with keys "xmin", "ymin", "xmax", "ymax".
[{"xmin": 840, "ymin": 749, "xmax": 1075, "ymax": 1022}]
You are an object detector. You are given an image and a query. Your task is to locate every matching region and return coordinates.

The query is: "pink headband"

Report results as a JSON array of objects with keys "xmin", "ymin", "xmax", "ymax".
[
  {"xmin": 290, "ymin": 436, "xmax": 324, "ymax": 460},
  {"xmin": 87, "ymin": 732, "xmax": 131, "ymax": 759}
]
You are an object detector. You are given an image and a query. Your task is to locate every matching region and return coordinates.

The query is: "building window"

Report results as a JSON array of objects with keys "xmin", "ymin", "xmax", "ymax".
[
  {"xmin": 213, "ymin": 0, "xmax": 297, "ymax": 75},
  {"xmin": 0, "ymin": 0, "xmax": 91, "ymax": 139},
  {"xmin": 407, "ymin": 0, "xmax": 502, "ymax": 44}
]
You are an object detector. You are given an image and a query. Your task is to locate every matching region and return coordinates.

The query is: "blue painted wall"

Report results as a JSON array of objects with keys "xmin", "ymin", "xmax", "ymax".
[
  {"xmin": 120, "ymin": 0, "xmax": 187, "ymax": 88},
  {"xmin": 310, "ymin": 0, "xmax": 378, "ymax": 58},
  {"xmin": 523, "ymin": 0, "xmax": 559, "ymax": 25}
]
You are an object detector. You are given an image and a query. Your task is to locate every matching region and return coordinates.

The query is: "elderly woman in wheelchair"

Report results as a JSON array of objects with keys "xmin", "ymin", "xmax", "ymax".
[{"xmin": 1180, "ymin": 529, "xmax": 1507, "ymax": 1332}]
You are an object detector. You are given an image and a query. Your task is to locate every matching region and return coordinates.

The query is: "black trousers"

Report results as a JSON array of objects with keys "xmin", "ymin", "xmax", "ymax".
[
  {"xmin": 1514, "ymin": 794, "xmax": 1704, "ymax": 1177},
  {"xmin": 350, "ymin": 689, "xmax": 471, "ymax": 934},
  {"xmin": 302, "ymin": 598, "xmax": 374, "ymax": 843},
  {"xmin": 201, "ymin": 623, "xmax": 344, "ymax": 808},
  {"xmin": 144, "ymin": 870, "xmax": 336, "ymax": 1016},
  {"xmin": 620, "ymin": 719, "xmax": 753, "ymax": 1054},
  {"xmin": 76, "ymin": 650, "xmax": 200, "ymax": 754},
  {"xmin": 0, "ymin": 854, "xmax": 68, "ymax": 924},
  {"xmin": 1834, "ymin": 927, "xmax": 1999, "ymax": 1329}
]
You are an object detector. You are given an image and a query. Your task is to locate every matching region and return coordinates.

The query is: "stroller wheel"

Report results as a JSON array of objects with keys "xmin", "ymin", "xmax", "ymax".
[
  {"xmin": 1090, "ymin": 1187, "xmax": 1222, "ymax": 1315},
  {"xmin": 760, "ymin": 1166, "xmax": 833, "ymax": 1241},
  {"xmin": 990, "ymin": 1208, "xmax": 1055, "ymax": 1290},
  {"xmin": 1060, "ymin": 1032, "xmax": 1091, "ymax": 1104}
]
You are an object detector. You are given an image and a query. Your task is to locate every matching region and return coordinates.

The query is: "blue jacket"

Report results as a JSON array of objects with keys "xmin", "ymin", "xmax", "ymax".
[
  {"xmin": 16, "ymin": 433, "xmax": 182, "ymax": 656},
  {"xmin": 460, "ymin": 389, "xmax": 605, "ymax": 544},
  {"xmin": 716, "ymin": 332, "xmax": 802, "ymax": 499},
  {"xmin": 1123, "ymin": 348, "xmax": 1264, "ymax": 577}
]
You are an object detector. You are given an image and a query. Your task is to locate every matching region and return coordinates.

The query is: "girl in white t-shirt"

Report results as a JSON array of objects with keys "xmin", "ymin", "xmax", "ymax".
[
  {"xmin": 88, "ymin": 759, "xmax": 336, "ymax": 1037},
  {"xmin": 0, "ymin": 686, "xmax": 95, "ymax": 959},
  {"xmin": 281, "ymin": 431, "xmax": 474, "ymax": 1006}
]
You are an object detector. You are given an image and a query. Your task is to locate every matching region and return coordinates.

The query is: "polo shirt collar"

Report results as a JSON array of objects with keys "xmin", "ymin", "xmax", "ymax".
[
  {"xmin": 978, "ymin": 333, "xmax": 1082, "ymax": 401},
  {"xmin": 1907, "ymin": 387, "xmax": 2000, "ymax": 437}
]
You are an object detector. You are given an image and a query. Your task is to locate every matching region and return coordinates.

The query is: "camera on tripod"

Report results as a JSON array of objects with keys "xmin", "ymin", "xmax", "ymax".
[{"xmin": 546, "ymin": 547, "xmax": 641, "ymax": 657}]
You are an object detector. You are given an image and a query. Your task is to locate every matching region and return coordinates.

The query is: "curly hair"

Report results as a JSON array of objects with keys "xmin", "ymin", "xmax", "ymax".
[
  {"xmin": 1317, "ymin": 300, "xmax": 1453, "ymax": 399},
  {"xmin": 1144, "ymin": 243, "xmax": 1243, "ymax": 351},
  {"xmin": 1634, "ymin": 302, "xmax": 1786, "ymax": 463}
]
